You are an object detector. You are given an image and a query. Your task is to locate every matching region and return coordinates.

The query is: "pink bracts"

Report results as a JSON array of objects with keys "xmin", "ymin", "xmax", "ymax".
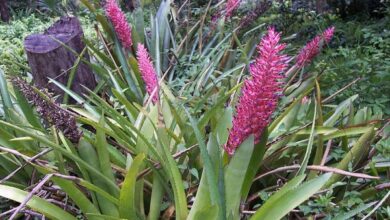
[
  {"xmin": 105, "ymin": 0, "xmax": 133, "ymax": 49},
  {"xmin": 296, "ymin": 26, "xmax": 335, "ymax": 67},
  {"xmin": 226, "ymin": 0, "xmax": 240, "ymax": 18},
  {"xmin": 224, "ymin": 28, "xmax": 289, "ymax": 155},
  {"xmin": 136, "ymin": 43, "xmax": 159, "ymax": 104}
]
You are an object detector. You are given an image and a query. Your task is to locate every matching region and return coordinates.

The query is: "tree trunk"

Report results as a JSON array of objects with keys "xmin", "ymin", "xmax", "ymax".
[
  {"xmin": 124, "ymin": 0, "xmax": 140, "ymax": 11},
  {"xmin": 316, "ymin": 0, "xmax": 327, "ymax": 13},
  {"xmin": 24, "ymin": 16, "xmax": 96, "ymax": 103},
  {"xmin": 0, "ymin": 0, "xmax": 10, "ymax": 22}
]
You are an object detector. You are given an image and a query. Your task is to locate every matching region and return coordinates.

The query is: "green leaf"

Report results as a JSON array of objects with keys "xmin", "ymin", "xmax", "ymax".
[
  {"xmin": 254, "ymin": 175, "xmax": 306, "ymax": 210},
  {"xmin": 108, "ymin": 146, "xmax": 127, "ymax": 168},
  {"xmin": 0, "ymin": 120, "xmax": 119, "ymax": 194},
  {"xmin": 113, "ymin": 37, "xmax": 143, "ymax": 103},
  {"xmin": 133, "ymin": 8, "xmax": 145, "ymax": 44},
  {"xmin": 119, "ymin": 153, "xmax": 145, "ymax": 219},
  {"xmin": 79, "ymin": 0, "xmax": 96, "ymax": 12},
  {"xmin": 77, "ymin": 179, "xmax": 119, "ymax": 205},
  {"xmin": 241, "ymin": 129, "xmax": 268, "ymax": 200},
  {"xmin": 85, "ymin": 214, "xmax": 127, "ymax": 220},
  {"xmin": 283, "ymin": 76, "xmax": 315, "ymax": 105},
  {"xmin": 297, "ymin": 100, "xmax": 317, "ymax": 175},
  {"xmin": 0, "ymin": 124, "xmax": 34, "ymax": 152},
  {"xmin": 268, "ymin": 92, "xmax": 309, "ymax": 134},
  {"xmin": 152, "ymin": 18, "xmax": 162, "ymax": 77},
  {"xmin": 13, "ymin": 88, "xmax": 43, "ymax": 129},
  {"xmin": 324, "ymin": 127, "xmax": 375, "ymax": 188},
  {"xmin": 333, "ymin": 201, "xmax": 376, "ymax": 220},
  {"xmin": 251, "ymin": 173, "xmax": 332, "ymax": 220},
  {"xmin": 148, "ymin": 174, "xmax": 164, "ymax": 220},
  {"xmin": 133, "ymin": 104, "xmax": 158, "ymax": 155},
  {"xmin": 112, "ymin": 88, "xmax": 138, "ymax": 121},
  {"xmin": 63, "ymin": 47, "xmax": 86, "ymax": 104},
  {"xmin": 310, "ymin": 80, "xmax": 325, "ymax": 177},
  {"xmin": 96, "ymin": 14, "xmax": 115, "ymax": 39},
  {"xmin": 85, "ymin": 39, "xmax": 115, "ymax": 69},
  {"xmin": 78, "ymin": 138, "xmax": 119, "ymax": 217},
  {"xmin": 95, "ymin": 116, "xmax": 118, "ymax": 197},
  {"xmin": 192, "ymin": 205, "xmax": 219, "ymax": 220},
  {"xmin": 0, "ymin": 68, "xmax": 13, "ymax": 119},
  {"xmin": 187, "ymin": 135, "xmax": 222, "ymax": 220},
  {"xmin": 0, "ymin": 184, "xmax": 77, "ymax": 220},
  {"xmin": 48, "ymin": 78, "xmax": 100, "ymax": 119},
  {"xmin": 156, "ymin": 128, "xmax": 188, "ymax": 220},
  {"xmin": 187, "ymin": 111, "xmax": 221, "ymax": 207},
  {"xmin": 51, "ymin": 177, "xmax": 102, "ymax": 220},
  {"xmin": 198, "ymin": 91, "xmax": 233, "ymax": 129},
  {"xmin": 295, "ymin": 126, "xmax": 337, "ymax": 135},
  {"xmin": 323, "ymin": 126, "xmax": 371, "ymax": 140},
  {"xmin": 224, "ymin": 135, "xmax": 255, "ymax": 219},
  {"xmin": 324, "ymin": 95, "xmax": 358, "ymax": 126},
  {"xmin": 214, "ymin": 107, "xmax": 233, "ymax": 145}
]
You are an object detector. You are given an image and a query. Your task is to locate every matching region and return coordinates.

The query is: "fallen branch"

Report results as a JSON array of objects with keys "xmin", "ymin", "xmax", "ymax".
[
  {"xmin": 9, "ymin": 174, "xmax": 53, "ymax": 220},
  {"xmin": 254, "ymin": 165, "xmax": 380, "ymax": 182},
  {"xmin": 0, "ymin": 148, "xmax": 52, "ymax": 184},
  {"xmin": 322, "ymin": 77, "xmax": 361, "ymax": 103},
  {"xmin": 320, "ymin": 140, "xmax": 332, "ymax": 166},
  {"xmin": 375, "ymin": 182, "xmax": 390, "ymax": 191}
]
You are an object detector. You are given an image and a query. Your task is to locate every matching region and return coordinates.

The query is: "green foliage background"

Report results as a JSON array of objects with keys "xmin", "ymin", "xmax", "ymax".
[{"xmin": 0, "ymin": 0, "xmax": 389, "ymax": 219}]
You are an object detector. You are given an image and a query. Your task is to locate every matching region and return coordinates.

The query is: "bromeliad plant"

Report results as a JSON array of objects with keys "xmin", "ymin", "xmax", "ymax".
[{"xmin": 0, "ymin": 0, "xmax": 387, "ymax": 219}]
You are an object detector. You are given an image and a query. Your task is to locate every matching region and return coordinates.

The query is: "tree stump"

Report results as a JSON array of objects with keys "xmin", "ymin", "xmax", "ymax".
[
  {"xmin": 0, "ymin": 0, "xmax": 10, "ymax": 22},
  {"xmin": 24, "ymin": 16, "xmax": 96, "ymax": 102},
  {"xmin": 316, "ymin": 0, "xmax": 328, "ymax": 13}
]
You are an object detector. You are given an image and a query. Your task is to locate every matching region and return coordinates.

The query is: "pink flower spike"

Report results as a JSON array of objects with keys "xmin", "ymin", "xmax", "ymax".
[
  {"xmin": 226, "ymin": 0, "xmax": 240, "ymax": 18},
  {"xmin": 224, "ymin": 27, "xmax": 289, "ymax": 155},
  {"xmin": 323, "ymin": 26, "xmax": 335, "ymax": 42},
  {"xmin": 296, "ymin": 26, "xmax": 335, "ymax": 67},
  {"xmin": 301, "ymin": 96, "xmax": 309, "ymax": 104},
  {"xmin": 136, "ymin": 43, "xmax": 159, "ymax": 104},
  {"xmin": 105, "ymin": 0, "xmax": 133, "ymax": 49}
]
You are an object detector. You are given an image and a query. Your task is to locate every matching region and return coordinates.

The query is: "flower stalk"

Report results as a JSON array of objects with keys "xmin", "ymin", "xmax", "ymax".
[{"xmin": 11, "ymin": 77, "xmax": 82, "ymax": 143}]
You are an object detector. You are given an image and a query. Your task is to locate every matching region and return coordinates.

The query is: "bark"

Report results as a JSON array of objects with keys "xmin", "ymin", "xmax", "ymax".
[{"xmin": 24, "ymin": 16, "xmax": 96, "ymax": 102}]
